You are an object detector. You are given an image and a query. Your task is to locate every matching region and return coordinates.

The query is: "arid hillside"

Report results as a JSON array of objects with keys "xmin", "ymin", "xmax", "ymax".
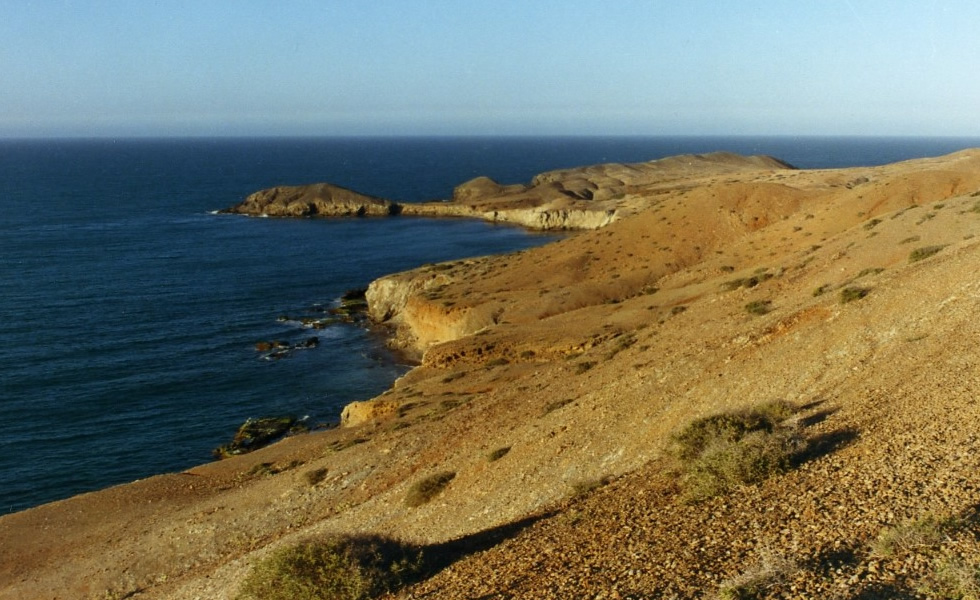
[{"xmin": 5, "ymin": 150, "xmax": 980, "ymax": 599}]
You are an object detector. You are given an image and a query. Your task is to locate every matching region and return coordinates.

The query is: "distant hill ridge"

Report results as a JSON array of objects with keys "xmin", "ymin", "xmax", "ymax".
[{"xmin": 223, "ymin": 151, "xmax": 794, "ymax": 230}]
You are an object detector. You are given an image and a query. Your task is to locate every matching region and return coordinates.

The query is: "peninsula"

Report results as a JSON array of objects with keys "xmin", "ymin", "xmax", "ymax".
[{"xmin": 5, "ymin": 149, "xmax": 980, "ymax": 599}]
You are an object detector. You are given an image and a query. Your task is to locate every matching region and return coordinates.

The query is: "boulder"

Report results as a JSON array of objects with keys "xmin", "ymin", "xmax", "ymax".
[
  {"xmin": 212, "ymin": 416, "xmax": 297, "ymax": 459},
  {"xmin": 340, "ymin": 399, "xmax": 401, "ymax": 427}
]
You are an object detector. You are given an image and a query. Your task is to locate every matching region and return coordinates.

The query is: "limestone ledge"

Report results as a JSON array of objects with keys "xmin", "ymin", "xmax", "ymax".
[{"xmin": 365, "ymin": 268, "xmax": 496, "ymax": 359}]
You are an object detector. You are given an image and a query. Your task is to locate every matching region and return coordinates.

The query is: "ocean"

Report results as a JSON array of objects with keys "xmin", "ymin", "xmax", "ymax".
[{"xmin": 2, "ymin": 135, "xmax": 979, "ymax": 514}]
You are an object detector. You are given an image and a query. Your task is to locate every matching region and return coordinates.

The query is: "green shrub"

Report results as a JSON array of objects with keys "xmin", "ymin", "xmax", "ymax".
[
  {"xmin": 575, "ymin": 361, "xmax": 596, "ymax": 374},
  {"xmin": 839, "ymin": 286, "xmax": 870, "ymax": 304},
  {"xmin": 405, "ymin": 471, "xmax": 456, "ymax": 507},
  {"xmin": 304, "ymin": 468, "xmax": 328, "ymax": 486},
  {"xmin": 672, "ymin": 401, "xmax": 800, "ymax": 502},
  {"xmin": 237, "ymin": 535, "xmax": 424, "ymax": 600},
  {"xmin": 487, "ymin": 446, "xmax": 511, "ymax": 462},
  {"xmin": 909, "ymin": 245, "xmax": 946, "ymax": 262},
  {"xmin": 855, "ymin": 267, "xmax": 885, "ymax": 278},
  {"xmin": 744, "ymin": 300, "xmax": 772, "ymax": 316},
  {"xmin": 682, "ymin": 430, "xmax": 799, "ymax": 502},
  {"xmin": 722, "ymin": 274, "xmax": 774, "ymax": 292},
  {"xmin": 605, "ymin": 333, "xmax": 637, "ymax": 359}
]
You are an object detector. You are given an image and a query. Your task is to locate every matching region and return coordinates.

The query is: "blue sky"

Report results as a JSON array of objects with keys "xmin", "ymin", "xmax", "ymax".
[{"xmin": 1, "ymin": 1, "xmax": 978, "ymax": 137}]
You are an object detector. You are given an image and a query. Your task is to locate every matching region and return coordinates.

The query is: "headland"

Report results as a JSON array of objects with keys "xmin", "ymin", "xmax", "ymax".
[{"xmin": 6, "ymin": 149, "xmax": 980, "ymax": 598}]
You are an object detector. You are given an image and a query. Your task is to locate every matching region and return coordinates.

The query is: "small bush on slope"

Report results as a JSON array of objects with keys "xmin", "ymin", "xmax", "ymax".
[
  {"xmin": 717, "ymin": 545, "xmax": 798, "ymax": 600},
  {"xmin": 671, "ymin": 401, "xmax": 802, "ymax": 502},
  {"xmin": 871, "ymin": 514, "xmax": 953, "ymax": 558},
  {"xmin": 909, "ymin": 245, "xmax": 946, "ymax": 262},
  {"xmin": 237, "ymin": 535, "xmax": 424, "ymax": 600},
  {"xmin": 405, "ymin": 471, "xmax": 456, "ymax": 507}
]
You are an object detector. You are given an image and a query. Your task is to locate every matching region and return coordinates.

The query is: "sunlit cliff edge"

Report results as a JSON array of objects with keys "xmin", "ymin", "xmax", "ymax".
[{"xmin": 6, "ymin": 149, "xmax": 980, "ymax": 598}]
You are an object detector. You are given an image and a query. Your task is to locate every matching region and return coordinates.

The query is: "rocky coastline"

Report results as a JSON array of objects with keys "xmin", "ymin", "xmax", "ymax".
[
  {"xmin": 221, "ymin": 151, "xmax": 791, "ymax": 231},
  {"xmin": 8, "ymin": 149, "xmax": 980, "ymax": 599}
]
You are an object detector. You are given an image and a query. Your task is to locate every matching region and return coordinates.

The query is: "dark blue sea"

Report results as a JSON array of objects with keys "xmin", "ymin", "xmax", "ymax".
[{"xmin": 2, "ymin": 136, "xmax": 979, "ymax": 514}]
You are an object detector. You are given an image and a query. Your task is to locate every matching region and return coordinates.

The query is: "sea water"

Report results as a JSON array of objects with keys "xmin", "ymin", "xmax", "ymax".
[{"xmin": 2, "ymin": 136, "xmax": 979, "ymax": 514}]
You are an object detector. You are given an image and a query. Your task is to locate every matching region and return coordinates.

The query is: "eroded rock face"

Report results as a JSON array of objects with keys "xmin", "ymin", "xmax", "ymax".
[{"xmin": 340, "ymin": 398, "xmax": 400, "ymax": 427}]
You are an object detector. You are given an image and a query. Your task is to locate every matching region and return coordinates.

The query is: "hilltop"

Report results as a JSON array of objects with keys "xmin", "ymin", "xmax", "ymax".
[{"xmin": 5, "ymin": 149, "xmax": 980, "ymax": 599}]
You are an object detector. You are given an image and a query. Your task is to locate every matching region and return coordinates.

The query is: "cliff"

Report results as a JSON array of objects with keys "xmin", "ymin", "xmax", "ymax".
[{"xmin": 7, "ymin": 149, "xmax": 980, "ymax": 599}]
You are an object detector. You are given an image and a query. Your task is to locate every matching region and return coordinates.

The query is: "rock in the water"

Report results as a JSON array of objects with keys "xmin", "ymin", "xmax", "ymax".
[
  {"xmin": 212, "ymin": 416, "xmax": 297, "ymax": 459},
  {"xmin": 341, "ymin": 288, "xmax": 367, "ymax": 302}
]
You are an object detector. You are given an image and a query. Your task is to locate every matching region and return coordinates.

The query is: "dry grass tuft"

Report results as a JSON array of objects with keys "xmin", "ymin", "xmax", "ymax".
[
  {"xmin": 871, "ymin": 514, "xmax": 956, "ymax": 558},
  {"xmin": 717, "ymin": 545, "xmax": 798, "ymax": 600}
]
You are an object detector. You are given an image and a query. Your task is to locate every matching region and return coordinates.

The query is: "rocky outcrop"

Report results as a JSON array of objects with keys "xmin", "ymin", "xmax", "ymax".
[
  {"xmin": 365, "ymin": 268, "xmax": 480, "ymax": 357},
  {"xmin": 212, "ymin": 416, "xmax": 299, "ymax": 458},
  {"xmin": 222, "ymin": 183, "xmax": 396, "ymax": 217},
  {"xmin": 340, "ymin": 398, "xmax": 400, "ymax": 427}
]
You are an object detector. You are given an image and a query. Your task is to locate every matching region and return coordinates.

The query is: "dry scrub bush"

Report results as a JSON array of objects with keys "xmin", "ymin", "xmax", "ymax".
[
  {"xmin": 871, "ymin": 514, "xmax": 953, "ymax": 558},
  {"xmin": 909, "ymin": 245, "xmax": 946, "ymax": 262},
  {"xmin": 672, "ymin": 401, "xmax": 801, "ymax": 502},
  {"xmin": 570, "ymin": 475, "xmax": 612, "ymax": 498},
  {"xmin": 717, "ymin": 545, "xmax": 798, "ymax": 600},
  {"xmin": 304, "ymin": 467, "xmax": 328, "ymax": 486},
  {"xmin": 744, "ymin": 300, "xmax": 772, "ymax": 316},
  {"xmin": 839, "ymin": 286, "xmax": 870, "ymax": 304},
  {"xmin": 870, "ymin": 513, "xmax": 980, "ymax": 597},
  {"xmin": 487, "ymin": 446, "xmax": 510, "ymax": 462},
  {"xmin": 405, "ymin": 471, "xmax": 456, "ymax": 507},
  {"xmin": 921, "ymin": 556, "xmax": 980, "ymax": 599},
  {"xmin": 237, "ymin": 535, "xmax": 424, "ymax": 600}
]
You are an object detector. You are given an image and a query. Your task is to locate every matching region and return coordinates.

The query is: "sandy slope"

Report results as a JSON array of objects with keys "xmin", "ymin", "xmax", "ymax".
[{"xmin": 5, "ymin": 150, "xmax": 980, "ymax": 599}]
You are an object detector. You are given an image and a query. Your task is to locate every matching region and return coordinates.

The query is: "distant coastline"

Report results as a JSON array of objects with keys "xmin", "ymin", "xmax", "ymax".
[{"xmin": 3, "ymin": 136, "xmax": 980, "ymax": 515}]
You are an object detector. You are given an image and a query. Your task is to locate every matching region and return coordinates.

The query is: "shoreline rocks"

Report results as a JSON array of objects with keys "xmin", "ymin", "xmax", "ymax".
[{"xmin": 212, "ymin": 416, "xmax": 301, "ymax": 459}]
